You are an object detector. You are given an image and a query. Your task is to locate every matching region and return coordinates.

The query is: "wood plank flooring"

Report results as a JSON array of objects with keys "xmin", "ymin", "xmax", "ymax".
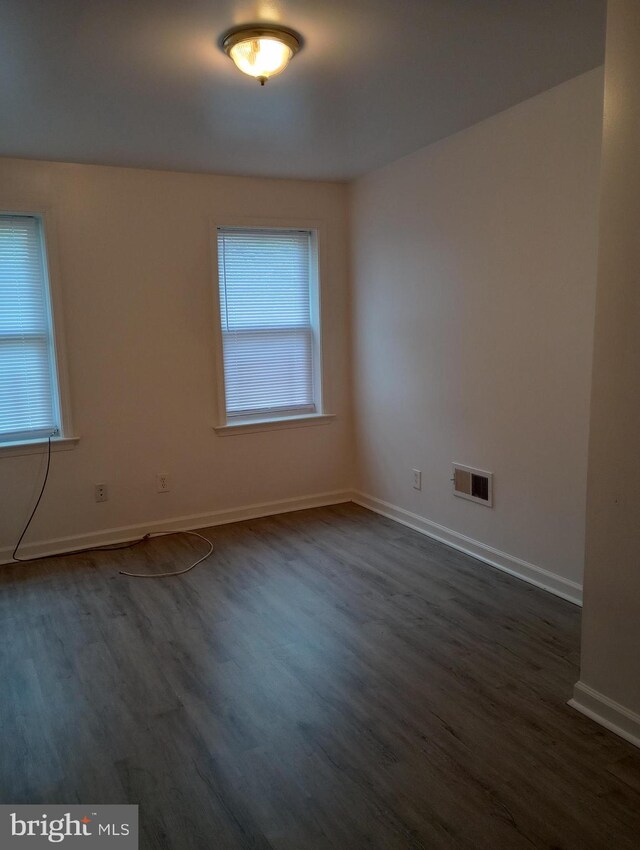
[{"xmin": 1, "ymin": 503, "xmax": 639, "ymax": 849}]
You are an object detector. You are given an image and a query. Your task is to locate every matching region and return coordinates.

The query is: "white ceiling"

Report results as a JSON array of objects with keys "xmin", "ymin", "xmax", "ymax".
[{"xmin": 0, "ymin": 0, "xmax": 606, "ymax": 181}]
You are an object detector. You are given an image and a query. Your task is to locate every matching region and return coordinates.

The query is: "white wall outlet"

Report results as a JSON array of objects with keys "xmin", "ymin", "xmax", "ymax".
[
  {"xmin": 157, "ymin": 473, "xmax": 170, "ymax": 493},
  {"xmin": 94, "ymin": 483, "xmax": 108, "ymax": 503},
  {"xmin": 412, "ymin": 468, "xmax": 422, "ymax": 490}
]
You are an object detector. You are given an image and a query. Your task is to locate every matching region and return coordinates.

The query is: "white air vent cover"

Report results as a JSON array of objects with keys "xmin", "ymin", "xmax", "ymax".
[{"xmin": 452, "ymin": 464, "xmax": 493, "ymax": 507}]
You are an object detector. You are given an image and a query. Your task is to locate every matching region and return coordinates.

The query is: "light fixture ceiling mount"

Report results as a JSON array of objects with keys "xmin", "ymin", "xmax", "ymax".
[{"xmin": 220, "ymin": 24, "xmax": 302, "ymax": 85}]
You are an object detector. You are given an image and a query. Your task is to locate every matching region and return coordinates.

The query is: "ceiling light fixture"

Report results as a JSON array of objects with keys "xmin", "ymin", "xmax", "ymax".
[{"xmin": 220, "ymin": 24, "xmax": 302, "ymax": 85}]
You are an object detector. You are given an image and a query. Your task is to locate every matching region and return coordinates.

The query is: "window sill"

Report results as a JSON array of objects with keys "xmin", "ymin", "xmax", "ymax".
[
  {"xmin": 0, "ymin": 436, "xmax": 80, "ymax": 459},
  {"xmin": 213, "ymin": 413, "xmax": 335, "ymax": 436}
]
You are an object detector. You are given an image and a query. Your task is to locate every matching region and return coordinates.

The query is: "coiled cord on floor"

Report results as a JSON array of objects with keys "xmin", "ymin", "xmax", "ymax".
[
  {"xmin": 118, "ymin": 531, "xmax": 213, "ymax": 578},
  {"xmin": 12, "ymin": 435, "xmax": 214, "ymax": 577}
]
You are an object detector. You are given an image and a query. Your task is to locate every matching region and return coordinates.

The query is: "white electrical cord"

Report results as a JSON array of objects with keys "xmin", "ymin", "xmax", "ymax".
[
  {"xmin": 12, "ymin": 437, "xmax": 214, "ymax": 578},
  {"xmin": 118, "ymin": 530, "xmax": 214, "ymax": 578}
]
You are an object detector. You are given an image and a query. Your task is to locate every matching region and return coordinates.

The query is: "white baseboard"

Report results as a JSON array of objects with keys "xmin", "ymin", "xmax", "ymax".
[
  {"xmin": 2, "ymin": 488, "xmax": 584, "ymax": 609},
  {"xmin": 569, "ymin": 681, "xmax": 640, "ymax": 750},
  {"xmin": 353, "ymin": 491, "xmax": 583, "ymax": 606},
  {"xmin": 0, "ymin": 490, "xmax": 353, "ymax": 566}
]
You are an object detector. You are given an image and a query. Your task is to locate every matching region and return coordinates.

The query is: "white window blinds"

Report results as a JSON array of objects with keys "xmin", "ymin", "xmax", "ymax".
[
  {"xmin": 0, "ymin": 216, "xmax": 59, "ymax": 443},
  {"xmin": 217, "ymin": 228, "xmax": 316, "ymax": 419}
]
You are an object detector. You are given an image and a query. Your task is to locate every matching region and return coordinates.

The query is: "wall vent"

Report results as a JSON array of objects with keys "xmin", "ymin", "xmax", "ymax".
[{"xmin": 452, "ymin": 463, "xmax": 493, "ymax": 507}]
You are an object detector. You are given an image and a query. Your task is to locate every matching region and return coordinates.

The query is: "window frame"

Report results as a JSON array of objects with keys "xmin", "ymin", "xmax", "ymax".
[
  {"xmin": 211, "ymin": 217, "xmax": 333, "ymax": 435},
  {"xmin": 0, "ymin": 206, "xmax": 75, "ymax": 456}
]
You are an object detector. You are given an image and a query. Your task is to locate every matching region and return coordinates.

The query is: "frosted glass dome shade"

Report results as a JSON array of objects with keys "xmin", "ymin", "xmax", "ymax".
[{"xmin": 222, "ymin": 26, "xmax": 302, "ymax": 85}]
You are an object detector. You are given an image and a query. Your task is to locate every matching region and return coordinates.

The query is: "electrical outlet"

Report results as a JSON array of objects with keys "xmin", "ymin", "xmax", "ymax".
[
  {"xmin": 94, "ymin": 483, "xmax": 108, "ymax": 503},
  {"xmin": 157, "ymin": 473, "xmax": 170, "ymax": 493},
  {"xmin": 412, "ymin": 469, "xmax": 422, "ymax": 491}
]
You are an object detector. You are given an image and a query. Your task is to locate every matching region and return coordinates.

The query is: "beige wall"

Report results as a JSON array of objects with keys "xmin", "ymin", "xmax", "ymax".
[
  {"xmin": 0, "ymin": 70, "xmax": 609, "ymax": 612},
  {"xmin": 576, "ymin": 0, "xmax": 640, "ymax": 728},
  {"xmin": 0, "ymin": 159, "xmax": 352, "ymax": 558},
  {"xmin": 350, "ymin": 69, "xmax": 604, "ymax": 597}
]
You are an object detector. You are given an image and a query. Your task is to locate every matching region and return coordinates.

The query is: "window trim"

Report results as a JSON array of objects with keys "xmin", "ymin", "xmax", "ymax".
[
  {"xmin": 210, "ymin": 216, "xmax": 330, "ymax": 432},
  {"xmin": 0, "ymin": 435, "xmax": 80, "ymax": 459},
  {"xmin": 213, "ymin": 412, "xmax": 335, "ymax": 437},
  {"xmin": 0, "ymin": 205, "xmax": 75, "ymax": 448}
]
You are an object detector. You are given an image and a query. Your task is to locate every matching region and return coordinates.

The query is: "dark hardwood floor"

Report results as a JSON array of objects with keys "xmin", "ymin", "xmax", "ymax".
[{"xmin": 1, "ymin": 503, "xmax": 639, "ymax": 849}]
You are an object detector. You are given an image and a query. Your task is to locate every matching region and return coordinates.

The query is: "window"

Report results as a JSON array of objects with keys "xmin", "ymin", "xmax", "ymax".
[
  {"xmin": 216, "ymin": 227, "xmax": 322, "ymax": 424},
  {"xmin": 0, "ymin": 215, "xmax": 62, "ymax": 444}
]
